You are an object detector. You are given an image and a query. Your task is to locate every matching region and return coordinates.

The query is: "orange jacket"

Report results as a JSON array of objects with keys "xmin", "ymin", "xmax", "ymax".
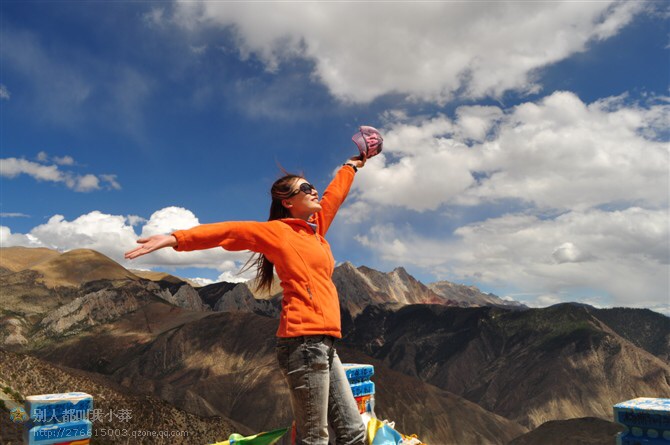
[{"xmin": 172, "ymin": 165, "xmax": 356, "ymax": 338}]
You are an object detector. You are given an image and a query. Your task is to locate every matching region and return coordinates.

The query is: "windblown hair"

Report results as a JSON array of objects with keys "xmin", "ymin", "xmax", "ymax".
[{"xmin": 243, "ymin": 171, "xmax": 303, "ymax": 294}]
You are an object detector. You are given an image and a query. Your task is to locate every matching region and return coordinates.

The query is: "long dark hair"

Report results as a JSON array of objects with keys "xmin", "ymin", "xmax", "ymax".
[{"xmin": 244, "ymin": 172, "xmax": 303, "ymax": 294}]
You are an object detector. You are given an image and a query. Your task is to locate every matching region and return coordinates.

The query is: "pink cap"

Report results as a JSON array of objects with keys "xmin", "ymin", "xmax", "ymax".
[{"xmin": 352, "ymin": 126, "xmax": 383, "ymax": 159}]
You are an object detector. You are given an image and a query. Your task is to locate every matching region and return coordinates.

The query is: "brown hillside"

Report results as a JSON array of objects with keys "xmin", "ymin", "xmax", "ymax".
[
  {"xmin": 345, "ymin": 304, "xmax": 670, "ymax": 429},
  {"xmin": 131, "ymin": 269, "xmax": 185, "ymax": 284},
  {"xmin": 37, "ymin": 310, "xmax": 526, "ymax": 444},
  {"xmin": 130, "ymin": 269, "xmax": 203, "ymax": 288},
  {"xmin": 29, "ymin": 249, "xmax": 139, "ymax": 287},
  {"xmin": 0, "ymin": 246, "xmax": 60, "ymax": 272},
  {"xmin": 507, "ymin": 417, "xmax": 624, "ymax": 445},
  {"xmin": 0, "ymin": 269, "xmax": 79, "ymax": 316},
  {"xmin": 0, "ymin": 348, "xmax": 247, "ymax": 445}
]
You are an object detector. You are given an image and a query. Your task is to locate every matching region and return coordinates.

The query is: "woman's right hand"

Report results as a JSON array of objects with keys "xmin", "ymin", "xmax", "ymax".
[{"xmin": 124, "ymin": 234, "xmax": 178, "ymax": 260}]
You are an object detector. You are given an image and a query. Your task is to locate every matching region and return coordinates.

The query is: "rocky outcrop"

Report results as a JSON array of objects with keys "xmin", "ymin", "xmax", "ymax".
[
  {"xmin": 37, "ymin": 288, "xmax": 145, "ymax": 338},
  {"xmin": 195, "ymin": 281, "xmax": 239, "ymax": 309},
  {"xmin": 0, "ymin": 277, "xmax": 208, "ymax": 350},
  {"xmin": 332, "ymin": 262, "xmax": 451, "ymax": 316},
  {"xmin": 0, "ymin": 316, "xmax": 29, "ymax": 347},
  {"xmin": 428, "ymin": 280, "xmax": 526, "ymax": 309},
  {"xmin": 212, "ymin": 283, "xmax": 281, "ymax": 318},
  {"xmin": 154, "ymin": 282, "xmax": 209, "ymax": 312}
]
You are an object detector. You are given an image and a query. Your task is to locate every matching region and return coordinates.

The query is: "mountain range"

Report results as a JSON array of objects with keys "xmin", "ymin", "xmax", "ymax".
[{"xmin": 1, "ymin": 246, "xmax": 668, "ymax": 444}]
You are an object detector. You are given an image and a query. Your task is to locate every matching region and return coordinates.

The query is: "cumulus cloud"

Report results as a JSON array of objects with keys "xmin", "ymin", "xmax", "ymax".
[
  {"xmin": 0, "ymin": 226, "xmax": 43, "ymax": 248},
  {"xmin": 355, "ymin": 208, "xmax": 669, "ymax": 311},
  {"xmin": 0, "ymin": 154, "xmax": 122, "ymax": 192},
  {"xmin": 173, "ymin": 1, "xmax": 644, "ymax": 103},
  {"xmin": 1, "ymin": 208, "xmax": 253, "ymax": 283},
  {"xmin": 353, "ymin": 92, "xmax": 669, "ymax": 212}
]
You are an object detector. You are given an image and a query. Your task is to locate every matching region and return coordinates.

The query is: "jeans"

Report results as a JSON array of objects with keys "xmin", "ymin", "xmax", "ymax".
[{"xmin": 276, "ymin": 335, "xmax": 366, "ymax": 445}]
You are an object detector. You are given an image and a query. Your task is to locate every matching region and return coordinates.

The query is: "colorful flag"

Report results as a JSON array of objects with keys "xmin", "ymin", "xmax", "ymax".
[{"xmin": 212, "ymin": 427, "xmax": 289, "ymax": 445}]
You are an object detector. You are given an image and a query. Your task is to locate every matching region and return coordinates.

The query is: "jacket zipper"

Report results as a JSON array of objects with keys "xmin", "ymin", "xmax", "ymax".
[{"xmin": 315, "ymin": 232, "xmax": 334, "ymax": 272}]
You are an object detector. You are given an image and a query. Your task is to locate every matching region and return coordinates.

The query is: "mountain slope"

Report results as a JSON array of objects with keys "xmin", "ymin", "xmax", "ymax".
[
  {"xmin": 507, "ymin": 417, "xmax": 624, "ymax": 445},
  {"xmin": 428, "ymin": 280, "xmax": 526, "ymax": 309},
  {"xmin": 332, "ymin": 262, "xmax": 452, "ymax": 316},
  {"xmin": 36, "ymin": 309, "xmax": 527, "ymax": 444},
  {"xmin": 590, "ymin": 307, "xmax": 669, "ymax": 362},
  {"xmin": 0, "ymin": 246, "xmax": 61, "ymax": 272},
  {"xmin": 28, "ymin": 249, "xmax": 140, "ymax": 287},
  {"xmin": 0, "ymin": 348, "xmax": 246, "ymax": 444},
  {"xmin": 345, "ymin": 303, "xmax": 670, "ymax": 428},
  {"xmin": 0, "ymin": 278, "xmax": 207, "ymax": 351}
]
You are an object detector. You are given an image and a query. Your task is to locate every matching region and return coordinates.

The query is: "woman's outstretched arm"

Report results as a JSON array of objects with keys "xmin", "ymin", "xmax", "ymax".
[{"xmin": 124, "ymin": 221, "xmax": 285, "ymax": 261}]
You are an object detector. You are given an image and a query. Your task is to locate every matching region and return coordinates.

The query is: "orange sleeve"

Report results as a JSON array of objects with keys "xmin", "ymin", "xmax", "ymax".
[
  {"xmin": 172, "ymin": 221, "xmax": 284, "ymax": 254},
  {"xmin": 315, "ymin": 165, "xmax": 355, "ymax": 236}
]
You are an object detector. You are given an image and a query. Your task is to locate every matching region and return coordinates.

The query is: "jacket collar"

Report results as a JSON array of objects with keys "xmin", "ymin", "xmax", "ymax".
[{"xmin": 280, "ymin": 217, "xmax": 318, "ymax": 233}]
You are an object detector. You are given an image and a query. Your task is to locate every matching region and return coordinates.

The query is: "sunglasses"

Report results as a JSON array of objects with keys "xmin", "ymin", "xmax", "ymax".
[{"xmin": 290, "ymin": 182, "xmax": 317, "ymax": 197}]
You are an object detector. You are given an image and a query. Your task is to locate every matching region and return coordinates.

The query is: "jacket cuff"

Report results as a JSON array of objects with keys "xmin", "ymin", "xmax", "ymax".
[{"xmin": 172, "ymin": 230, "xmax": 188, "ymax": 251}]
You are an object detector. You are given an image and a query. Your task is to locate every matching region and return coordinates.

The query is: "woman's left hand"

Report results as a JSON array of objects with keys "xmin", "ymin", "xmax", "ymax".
[{"xmin": 347, "ymin": 155, "xmax": 367, "ymax": 169}]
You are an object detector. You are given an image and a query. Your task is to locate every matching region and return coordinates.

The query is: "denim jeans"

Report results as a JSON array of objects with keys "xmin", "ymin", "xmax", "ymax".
[{"xmin": 276, "ymin": 335, "xmax": 366, "ymax": 445}]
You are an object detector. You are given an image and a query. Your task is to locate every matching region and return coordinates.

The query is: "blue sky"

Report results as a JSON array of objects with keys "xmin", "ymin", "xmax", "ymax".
[{"xmin": 1, "ymin": 1, "xmax": 668, "ymax": 313}]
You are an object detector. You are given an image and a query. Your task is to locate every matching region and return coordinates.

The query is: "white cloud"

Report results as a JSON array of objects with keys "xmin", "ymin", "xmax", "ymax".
[
  {"xmin": 535, "ymin": 295, "xmax": 563, "ymax": 307},
  {"xmin": 100, "ymin": 174, "xmax": 122, "ymax": 190},
  {"xmin": 216, "ymin": 269, "xmax": 254, "ymax": 283},
  {"xmin": 0, "ymin": 213, "xmax": 30, "ymax": 218},
  {"xmin": 1, "ymin": 158, "xmax": 63, "ymax": 182},
  {"xmin": 355, "ymin": 208, "xmax": 669, "ymax": 311},
  {"xmin": 188, "ymin": 277, "xmax": 215, "ymax": 287},
  {"xmin": 173, "ymin": 1, "xmax": 644, "ymax": 103},
  {"xmin": 0, "ymin": 155, "xmax": 122, "ymax": 192},
  {"xmin": 0, "ymin": 84, "xmax": 10, "ymax": 100},
  {"xmin": 139, "ymin": 207, "xmax": 200, "ymax": 238},
  {"xmin": 53, "ymin": 155, "xmax": 75, "ymax": 166},
  {"xmin": 353, "ymin": 92, "xmax": 669, "ymax": 212},
  {"xmin": 73, "ymin": 174, "xmax": 100, "ymax": 192},
  {"xmin": 0, "ymin": 226, "xmax": 43, "ymax": 248},
  {"xmin": 0, "ymin": 208, "xmax": 252, "ymax": 283},
  {"xmin": 552, "ymin": 242, "xmax": 589, "ymax": 264},
  {"xmin": 351, "ymin": 90, "xmax": 669, "ymax": 312},
  {"xmin": 126, "ymin": 215, "xmax": 147, "ymax": 227}
]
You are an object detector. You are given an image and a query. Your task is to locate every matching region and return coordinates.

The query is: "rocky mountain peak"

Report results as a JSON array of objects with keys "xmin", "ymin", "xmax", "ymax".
[{"xmin": 332, "ymin": 262, "xmax": 451, "ymax": 316}]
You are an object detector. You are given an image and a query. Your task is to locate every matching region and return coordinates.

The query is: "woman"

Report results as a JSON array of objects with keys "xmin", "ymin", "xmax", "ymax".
[{"xmin": 124, "ymin": 157, "xmax": 368, "ymax": 445}]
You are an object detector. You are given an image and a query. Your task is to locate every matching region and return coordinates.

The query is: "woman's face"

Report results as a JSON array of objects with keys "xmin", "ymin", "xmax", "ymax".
[{"xmin": 283, "ymin": 178, "xmax": 322, "ymax": 220}]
